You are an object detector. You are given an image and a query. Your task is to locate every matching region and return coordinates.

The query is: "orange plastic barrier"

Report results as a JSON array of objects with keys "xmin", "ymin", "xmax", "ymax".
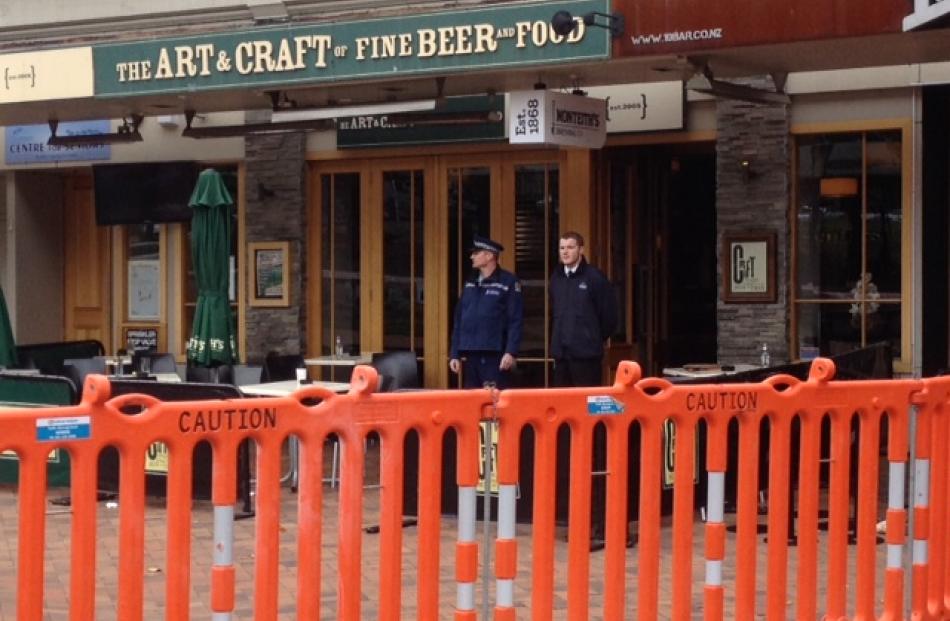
[
  {"xmin": 492, "ymin": 359, "xmax": 923, "ymax": 621},
  {"xmin": 1, "ymin": 359, "xmax": 948, "ymax": 620},
  {"xmin": 0, "ymin": 370, "xmax": 487, "ymax": 621},
  {"xmin": 913, "ymin": 375, "xmax": 950, "ymax": 620}
]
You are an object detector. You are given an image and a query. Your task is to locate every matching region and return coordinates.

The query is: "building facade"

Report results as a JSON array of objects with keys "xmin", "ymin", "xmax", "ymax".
[{"xmin": 0, "ymin": 0, "xmax": 948, "ymax": 384}]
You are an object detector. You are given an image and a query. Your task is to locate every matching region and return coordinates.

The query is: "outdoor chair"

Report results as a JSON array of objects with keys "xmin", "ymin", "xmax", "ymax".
[
  {"xmin": 131, "ymin": 351, "xmax": 177, "ymax": 374},
  {"xmin": 17, "ymin": 339, "xmax": 105, "ymax": 376},
  {"xmin": 262, "ymin": 351, "xmax": 304, "ymax": 382},
  {"xmin": 185, "ymin": 363, "xmax": 234, "ymax": 385},
  {"xmin": 63, "ymin": 357, "xmax": 107, "ymax": 394},
  {"xmin": 370, "ymin": 351, "xmax": 420, "ymax": 392},
  {"xmin": 232, "ymin": 364, "xmax": 263, "ymax": 386}
]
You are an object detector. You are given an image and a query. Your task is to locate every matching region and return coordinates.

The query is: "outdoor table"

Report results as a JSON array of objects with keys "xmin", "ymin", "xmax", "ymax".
[
  {"xmin": 662, "ymin": 363, "xmax": 759, "ymax": 379},
  {"xmin": 240, "ymin": 379, "xmax": 350, "ymax": 489},
  {"xmin": 304, "ymin": 354, "xmax": 372, "ymax": 382},
  {"xmin": 239, "ymin": 379, "xmax": 350, "ymax": 397},
  {"xmin": 99, "ymin": 355, "xmax": 133, "ymax": 376}
]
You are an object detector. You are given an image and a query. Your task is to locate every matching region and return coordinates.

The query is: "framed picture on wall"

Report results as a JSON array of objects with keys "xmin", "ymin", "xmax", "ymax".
[
  {"xmin": 249, "ymin": 241, "xmax": 289, "ymax": 307},
  {"xmin": 128, "ymin": 259, "xmax": 161, "ymax": 320},
  {"xmin": 722, "ymin": 231, "xmax": 776, "ymax": 303}
]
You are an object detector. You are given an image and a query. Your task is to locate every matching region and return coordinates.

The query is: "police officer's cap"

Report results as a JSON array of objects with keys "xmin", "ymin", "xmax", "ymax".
[{"xmin": 470, "ymin": 235, "xmax": 504, "ymax": 254}]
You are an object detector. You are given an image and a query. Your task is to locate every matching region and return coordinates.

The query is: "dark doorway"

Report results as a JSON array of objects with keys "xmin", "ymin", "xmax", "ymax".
[
  {"xmin": 922, "ymin": 85, "xmax": 950, "ymax": 376},
  {"xmin": 608, "ymin": 143, "xmax": 718, "ymax": 375}
]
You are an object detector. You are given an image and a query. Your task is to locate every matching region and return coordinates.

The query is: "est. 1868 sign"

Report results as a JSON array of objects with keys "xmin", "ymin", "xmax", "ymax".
[
  {"xmin": 93, "ymin": 0, "xmax": 610, "ymax": 98},
  {"xmin": 509, "ymin": 90, "xmax": 607, "ymax": 148}
]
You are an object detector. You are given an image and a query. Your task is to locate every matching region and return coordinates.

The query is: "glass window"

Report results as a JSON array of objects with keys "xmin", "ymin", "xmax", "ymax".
[
  {"xmin": 447, "ymin": 166, "xmax": 491, "ymax": 313},
  {"xmin": 513, "ymin": 163, "xmax": 558, "ymax": 387},
  {"xmin": 794, "ymin": 130, "xmax": 903, "ymax": 359},
  {"xmin": 126, "ymin": 223, "xmax": 161, "ymax": 322},
  {"xmin": 609, "ymin": 161, "xmax": 628, "ymax": 343},
  {"xmin": 514, "ymin": 164, "xmax": 559, "ymax": 358},
  {"xmin": 321, "ymin": 172, "xmax": 361, "ymax": 356},
  {"xmin": 382, "ymin": 170, "xmax": 424, "ymax": 357}
]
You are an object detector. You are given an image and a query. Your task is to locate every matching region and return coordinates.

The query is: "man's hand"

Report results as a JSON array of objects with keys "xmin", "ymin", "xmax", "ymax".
[
  {"xmin": 449, "ymin": 358, "xmax": 461, "ymax": 374},
  {"xmin": 499, "ymin": 353, "xmax": 515, "ymax": 371}
]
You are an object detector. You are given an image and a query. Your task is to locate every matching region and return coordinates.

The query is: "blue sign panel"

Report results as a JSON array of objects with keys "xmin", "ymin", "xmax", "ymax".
[
  {"xmin": 5, "ymin": 121, "xmax": 111, "ymax": 165},
  {"xmin": 36, "ymin": 416, "xmax": 91, "ymax": 442},
  {"xmin": 586, "ymin": 396, "xmax": 625, "ymax": 415}
]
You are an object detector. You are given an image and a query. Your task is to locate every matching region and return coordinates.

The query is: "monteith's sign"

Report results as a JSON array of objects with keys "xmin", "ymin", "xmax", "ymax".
[
  {"xmin": 509, "ymin": 90, "xmax": 607, "ymax": 148},
  {"xmin": 93, "ymin": 0, "xmax": 610, "ymax": 97}
]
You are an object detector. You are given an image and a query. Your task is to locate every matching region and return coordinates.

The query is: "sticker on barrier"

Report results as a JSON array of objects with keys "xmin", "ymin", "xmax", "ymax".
[
  {"xmin": 36, "ymin": 415, "xmax": 90, "ymax": 441},
  {"xmin": 586, "ymin": 395, "xmax": 624, "ymax": 415}
]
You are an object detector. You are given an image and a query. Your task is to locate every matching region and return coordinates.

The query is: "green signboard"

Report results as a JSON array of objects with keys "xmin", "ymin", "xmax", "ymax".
[{"xmin": 93, "ymin": 0, "xmax": 609, "ymax": 97}]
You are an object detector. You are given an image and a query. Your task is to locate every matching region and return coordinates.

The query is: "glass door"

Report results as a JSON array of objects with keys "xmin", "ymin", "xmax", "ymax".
[
  {"xmin": 381, "ymin": 167, "xmax": 426, "ymax": 382},
  {"xmin": 443, "ymin": 155, "xmax": 559, "ymax": 387},
  {"xmin": 318, "ymin": 171, "xmax": 361, "ymax": 380},
  {"xmin": 310, "ymin": 151, "xmax": 560, "ymax": 388},
  {"xmin": 446, "ymin": 164, "xmax": 494, "ymax": 386},
  {"xmin": 512, "ymin": 163, "xmax": 559, "ymax": 387}
]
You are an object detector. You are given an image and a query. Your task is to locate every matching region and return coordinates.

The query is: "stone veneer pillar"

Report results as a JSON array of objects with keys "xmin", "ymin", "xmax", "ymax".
[
  {"xmin": 243, "ymin": 129, "xmax": 307, "ymax": 363},
  {"xmin": 715, "ymin": 77, "xmax": 791, "ymax": 365}
]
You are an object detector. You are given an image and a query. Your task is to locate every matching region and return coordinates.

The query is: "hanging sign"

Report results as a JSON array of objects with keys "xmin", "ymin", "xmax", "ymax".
[
  {"xmin": 93, "ymin": 0, "xmax": 610, "ymax": 97},
  {"xmin": 585, "ymin": 82, "xmax": 684, "ymax": 133},
  {"xmin": 5, "ymin": 121, "xmax": 111, "ymax": 165},
  {"xmin": 509, "ymin": 90, "xmax": 607, "ymax": 148}
]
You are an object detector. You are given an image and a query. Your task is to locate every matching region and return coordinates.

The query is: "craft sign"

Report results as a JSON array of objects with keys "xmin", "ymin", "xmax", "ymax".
[{"xmin": 93, "ymin": 0, "xmax": 610, "ymax": 96}]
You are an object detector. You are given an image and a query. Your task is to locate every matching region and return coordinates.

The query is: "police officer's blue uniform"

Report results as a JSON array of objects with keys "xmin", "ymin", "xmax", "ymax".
[{"xmin": 450, "ymin": 255, "xmax": 523, "ymax": 389}]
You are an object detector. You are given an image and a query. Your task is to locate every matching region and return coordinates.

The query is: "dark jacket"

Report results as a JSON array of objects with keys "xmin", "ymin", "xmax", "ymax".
[
  {"xmin": 550, "ymin": 257, "xmax": 618, "ymax": 359},
  {"xmin": 450, "ymin": 267, "xmax": 524, "ymax": 359}
]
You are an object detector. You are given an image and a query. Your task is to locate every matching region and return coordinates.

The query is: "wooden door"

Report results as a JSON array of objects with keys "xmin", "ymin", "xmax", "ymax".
[{"xmin": 63, "ymin": 172, "xmax": 113, "ymax": 350}]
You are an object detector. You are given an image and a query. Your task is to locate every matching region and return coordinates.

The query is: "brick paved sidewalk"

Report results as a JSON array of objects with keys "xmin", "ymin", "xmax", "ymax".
[
  {"xmin": 0, "ymin": 446, "xmax": 890, "ymax": 620},
  {"xmin": 1, "ymin": 487, "xmax": 887, "ymax": 620}
]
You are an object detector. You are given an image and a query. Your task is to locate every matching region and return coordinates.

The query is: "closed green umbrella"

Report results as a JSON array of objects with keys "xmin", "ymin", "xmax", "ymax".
[
  {"xmin": 186, "ymin": 168, "xmax": 237, "ymax": 366},
  {"xmin": 0, "ymin": 286, "xmax": 16, "ymax": 368}
]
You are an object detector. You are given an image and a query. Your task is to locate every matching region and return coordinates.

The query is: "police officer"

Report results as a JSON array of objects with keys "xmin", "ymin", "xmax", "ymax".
[
  {"xmin": 449, "ymin": 235, "xmax": 523, "ymax": 388},
  {"xmin": 550, "ymin": 231, "xmax": 618, "ymax": 387}
]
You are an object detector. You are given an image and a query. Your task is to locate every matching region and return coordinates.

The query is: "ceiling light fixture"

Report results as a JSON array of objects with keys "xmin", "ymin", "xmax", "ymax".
[
  {"xmin": 47, "ymin": 115, "xmax": 143, "ymax": 146},
  {"xmin": 271, "ymin": 98, "xmax": 439, "ymax": 123},
  {"xmin": 551, "ymin": 10, "xmax": 624, "ymax": 38},
  {"xmin": 382, "ymin": 110, "xmax": 504, "ymax": 126},
  {"xmin": 181, "ymin": 109, "xmax": 333, "ymax": 138}
]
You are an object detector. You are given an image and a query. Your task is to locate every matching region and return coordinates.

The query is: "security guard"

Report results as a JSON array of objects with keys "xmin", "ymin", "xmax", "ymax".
[
  {"xmin": 449, "ymin": 235, "xmax": 523, "ymax": 388},
  {"xmin": 550, "ymin": 231, "xmax": 618, "ymax": 387}
]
